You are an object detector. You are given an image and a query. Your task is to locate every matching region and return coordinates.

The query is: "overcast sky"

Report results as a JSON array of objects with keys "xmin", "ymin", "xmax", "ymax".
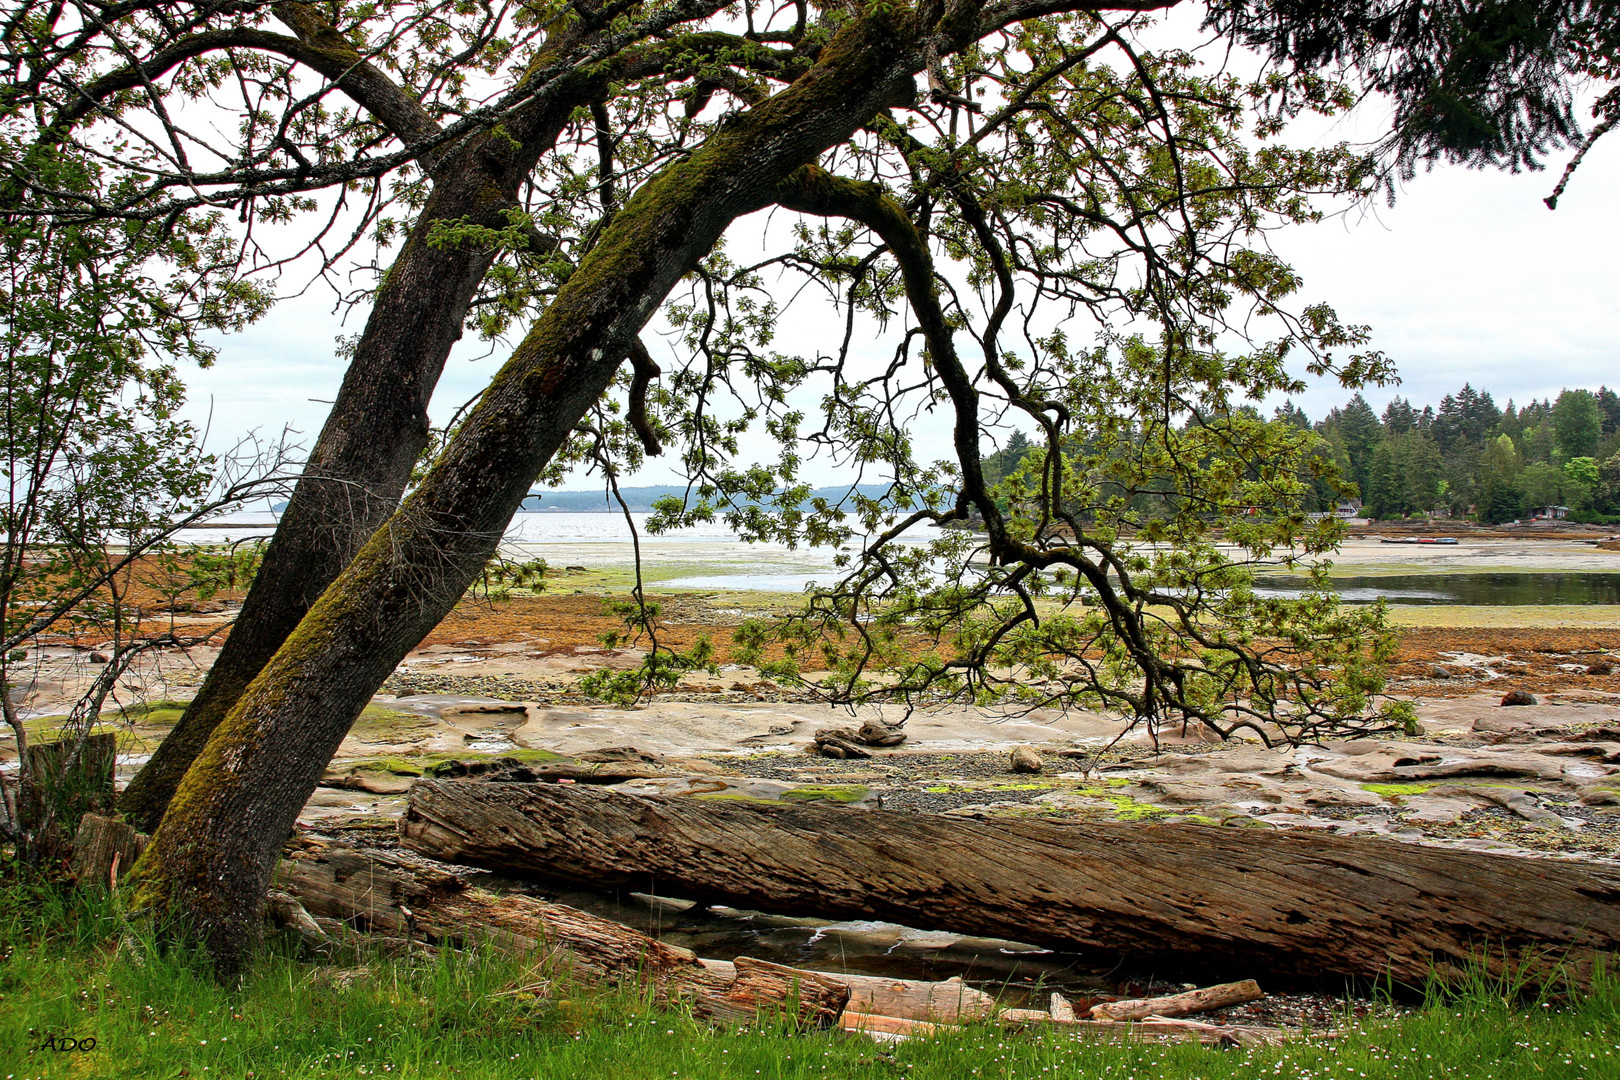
[{"xmin": 180, "ymin": 42, "xmax": 1620, "ymax": 489}]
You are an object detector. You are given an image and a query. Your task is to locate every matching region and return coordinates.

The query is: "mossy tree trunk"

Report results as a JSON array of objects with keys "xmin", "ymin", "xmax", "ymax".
[
  {"xmin": 115, "ymin": 14, "xmax": 628, "ymax": 830},
  {"xmin": 127, "ymin": 8, "xmax": 931, "ymax": 972},
  {"xmin": 118, "ymin": 148, "xmax": 536, "ymax": 832}
]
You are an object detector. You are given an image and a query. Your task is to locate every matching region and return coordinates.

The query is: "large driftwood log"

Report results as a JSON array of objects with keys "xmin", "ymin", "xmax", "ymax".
[
  {"xmin": 401, "ymin": 780, "xmax": 1620, "ymax": 987},
  {"xmin": 274, "ymin": 836, "xmax": 847, "ymax": 1027}
]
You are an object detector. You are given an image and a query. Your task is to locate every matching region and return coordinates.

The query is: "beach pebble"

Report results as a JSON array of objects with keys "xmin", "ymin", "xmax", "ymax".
[{"xmin": 1500, "ymin": 690, "xmax": 1538, "ymax": 706}]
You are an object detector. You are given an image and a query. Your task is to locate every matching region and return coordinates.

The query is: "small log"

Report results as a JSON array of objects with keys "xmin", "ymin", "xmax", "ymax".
[
  {"xmin": 700, "ymin": 959, "xmax": 997, "ymax": 1021},
  {"xmin": 1029, "ymin": 1014, "xmax": 1286, "ymax": 1047},
  {"xmin": 841, "ymin": 1012, "xmax": 948, "ymax": 1038},
  {"xmin": 69, "ymin": 812, "xmax": 145, "ymax": 891},
  {"xmin": 840, "ymin": 1009, "xmax": 1283, "ymax": 1046},
  {"xmin": 1090, "ymin": 979, "xmax": 1263, "ymax": 1022},
  {"xmin": 274, "ymin": 836, "xmax": 846, "ymax": 1027},
  {"xmin": 1048, "ymin": 991, "xmax": 1077, "ymax": 1022},
  {"xmin": 266, "ymin": 889, "xmax": 331, "ymax": 949},
  {"xmin": 812, "ymin": 731, "xmax": 870, "ymax": 759},
  {"xmin": 857, "ymin": 721, "xmax": 906, "ymax": 747},
  {"xmin": 401, "ymin": 780, "xmax": 1620, "ymax": 988}
]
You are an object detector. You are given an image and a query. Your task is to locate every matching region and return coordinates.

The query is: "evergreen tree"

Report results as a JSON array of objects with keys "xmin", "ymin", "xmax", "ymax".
[
  {"xmin": 1381, "ymin": 397, "xmax": 1418, "ymax": 435},
  {"xmin": 1596, "ymin": 387, "xmax": 1620, "ymax": 436},
  {"xmin": 1553, "ymin": 389, "xmax": 1603, "ymax": 459},
  {"xmin": 1335, "ymin": 394, "xmax": 1384, "ymax": 495},
  {"xmin": 1477, "ymin": 434, "xmax": 1525, "ymax": 523}
]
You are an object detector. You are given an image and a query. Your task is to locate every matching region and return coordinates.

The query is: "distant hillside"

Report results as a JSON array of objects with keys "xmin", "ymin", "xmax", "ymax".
[{"xmin": 520, "ymin": 484, "xmax": 896, "ymax": 513}]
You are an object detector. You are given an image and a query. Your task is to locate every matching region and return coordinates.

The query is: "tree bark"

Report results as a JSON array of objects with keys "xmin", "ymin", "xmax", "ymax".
[
  {"xmin": 115, "ymin": 10, "xmax": 784, "ymax": 831},
  {"xmin": 117, "ymin": 76, "xmax": 582, "ymax": 832},
  {"xmin": 275, "ymin": 836, "xmax": 848, "ymax": 1027},
  {"xmin": 399, "ymin": 780, "xmax": 1620, "ymax": 989},
  {"xmin": 125, "ymin": 9, "xmax": 926, "ymax": 972},
  {"xmin": 69, "ymin": 812, "xmax": 146, "ymax": 891}
]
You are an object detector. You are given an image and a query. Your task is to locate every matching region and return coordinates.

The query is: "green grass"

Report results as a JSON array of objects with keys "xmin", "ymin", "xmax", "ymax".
[{"xmin": 4, "ymin": 864, "xmax": 1620, "ymax": 1079}]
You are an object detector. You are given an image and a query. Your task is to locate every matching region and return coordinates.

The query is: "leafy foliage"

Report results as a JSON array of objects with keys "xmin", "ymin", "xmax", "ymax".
[
  {"xmin": 0, "ymin": 144, "xmax": 287, "ymax": 849},
  {"xmin": 1208, "ymin": 0, "xmax": 1620, "ymax": 201}
]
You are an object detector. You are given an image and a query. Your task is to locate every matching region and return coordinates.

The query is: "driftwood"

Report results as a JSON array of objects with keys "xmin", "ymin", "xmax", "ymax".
[
  {"xmin": 699, "ymin": 959, "xmax": 997, "ymax": 1021},
  {"xmin": 274, "ymin": 836, "xmax": 847, "ymax": 1028},
  {"xmin": 1090, "ymin": 980, "xmax": 1263, "ymax": 1022},
  {"xmin": 401, "ymin": 780, "xmax": 1620, "ymax": 988},
  {"xmin": 813, "ymin": 721, "xmax": 905, "ymax": 758},
  {"xmin": 840, "ymin": 1009, "xmax": 1284, "ymax": 1047},
  {"xmin": 69, "ymin": 812, "xmax": 145, "ymax": 891}
]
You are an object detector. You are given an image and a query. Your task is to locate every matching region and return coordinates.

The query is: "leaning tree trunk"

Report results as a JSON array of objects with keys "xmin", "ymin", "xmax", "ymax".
[
  {"xmin": 125, "ymin": 10, "xmax": 924, "ymax": 973},
  {"xmin": 400, "ymin": 780, "xmax": 1620, "ymax": 989},
  {"xmin": 117, "ymin": 113, "xmax": 576, "ymax": 833}
]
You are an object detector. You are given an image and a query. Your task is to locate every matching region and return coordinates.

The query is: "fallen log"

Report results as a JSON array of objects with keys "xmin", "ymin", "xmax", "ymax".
[
  {"xmin": 1090, "ymin": 980, "xmax": 1263, "ymax": 1022},
  {"xmin": 274, "ymin": 836, "xmax": 847, "ymax": 1028},
  {"xmin": 401, "ymin": 780, "xmax": 1620, "ymax": 988}
]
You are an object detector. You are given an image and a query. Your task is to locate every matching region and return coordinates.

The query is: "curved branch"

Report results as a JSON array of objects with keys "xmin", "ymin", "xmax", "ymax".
[{"xmin": 773, "ymin": 166, "xmax": 1005, "ymax": 540}]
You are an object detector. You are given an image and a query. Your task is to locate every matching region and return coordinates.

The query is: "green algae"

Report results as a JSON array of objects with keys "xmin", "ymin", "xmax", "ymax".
[
  {"xmin": 1362, "ymin": 782, "xmax": 1437, "ymax": 797},
  {"xmin": 781, "ymin": 784, "xmax": 868, "ymax": 803}
]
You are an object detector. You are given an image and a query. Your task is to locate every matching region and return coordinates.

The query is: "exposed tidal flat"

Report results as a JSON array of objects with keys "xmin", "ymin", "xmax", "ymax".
[{"xmin": 189, "ymin": 512, "xmax": 1620, "ymax": 606}]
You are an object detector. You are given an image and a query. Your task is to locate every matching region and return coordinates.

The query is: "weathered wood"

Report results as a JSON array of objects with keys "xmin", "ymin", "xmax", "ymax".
[
  {"xmin": 20, "ymin": 733, "xmax": 117, "ymax": 855},
  {"xmin": 1090, "ymin": 980, "xmax": 1263, "ymax": 1022},
  {"xmin": 401, "ymin": 780, "xmax": 1620, "ymax": 988},
  {"xmin": 69, "ymin": 812, "xmax": 145, "ymax": 891},
  {"xmin": 840, "ymin": 1010, "xmax": 1284, "ymax": 1047},
  {"xmin": 274, "ymin": 837, "xmax": 847, "ymax": 1027},
  {"xmin": 699, "ymin": 959, "xmax": 997, "ymax": 1021}
]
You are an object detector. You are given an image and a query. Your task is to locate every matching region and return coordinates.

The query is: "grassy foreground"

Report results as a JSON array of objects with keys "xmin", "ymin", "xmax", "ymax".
[{"xmin": 3, "ymin": 865, "xmax": 1618, "ymax": 1079}]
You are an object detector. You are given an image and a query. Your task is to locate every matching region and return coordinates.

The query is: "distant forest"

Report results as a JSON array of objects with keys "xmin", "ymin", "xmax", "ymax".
[
  {"xmin": 980, "ymin": 385, "xmax": 1620, "ymax": 525},
  {"xmin": 527, "ymin": 388, "xmax": 1620, "ymax": 525}
]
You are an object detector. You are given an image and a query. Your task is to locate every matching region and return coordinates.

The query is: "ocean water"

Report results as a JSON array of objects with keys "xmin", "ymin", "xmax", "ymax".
[
  {"xmin": 180, "ymin": 510, "xmax": 946, "ymax": 591},
  {"xmin": 177, "ymin": 513, "xmax": 1618, "ymax": 602}
]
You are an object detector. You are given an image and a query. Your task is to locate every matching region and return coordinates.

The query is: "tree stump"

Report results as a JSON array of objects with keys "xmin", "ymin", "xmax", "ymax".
[{"xmin": 20, "ymin": 732, "xmax": 117, "ymax": 857}]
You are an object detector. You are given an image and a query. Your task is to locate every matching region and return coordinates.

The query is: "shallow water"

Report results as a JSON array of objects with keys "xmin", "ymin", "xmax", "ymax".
[
  {"xmin": 663, "ymin": 569, "xmax": 1620, "ymax": 605},
  {"xmin": 183, "ymin": 513, "xmax": 1617, "ymax": 605},
  {"xmin": 1253, "ymin": 571, "xmax": 1620, "ymax": 606}
]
